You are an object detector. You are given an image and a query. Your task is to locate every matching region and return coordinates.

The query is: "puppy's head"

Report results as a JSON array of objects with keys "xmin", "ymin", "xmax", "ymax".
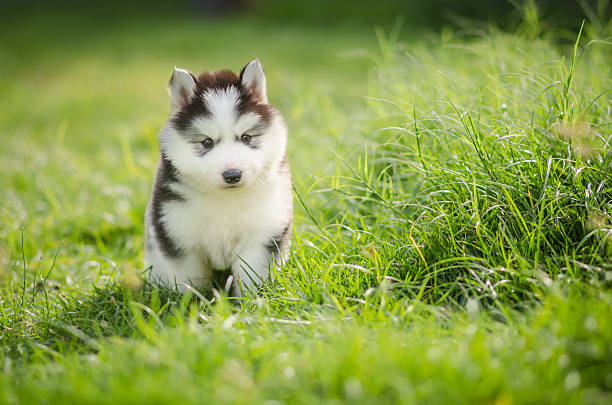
[{"xmin": 160, "ymin": 59, "xmax": 286, "ymax": 193}]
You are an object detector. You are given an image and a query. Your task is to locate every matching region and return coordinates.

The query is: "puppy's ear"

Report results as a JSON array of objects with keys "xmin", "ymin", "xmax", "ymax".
[
  {"xmin": 240, "ymin": 59, "xmax": 268, "ymax": 104},
  {"xmin": 168, "ymin": 67, "xmax": 196, "ymax": 113}
]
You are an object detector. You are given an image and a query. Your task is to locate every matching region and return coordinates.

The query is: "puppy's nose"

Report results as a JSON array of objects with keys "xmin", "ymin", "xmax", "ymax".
[{"xmin": 222, "ymin": 169, "xmax": 242, "ymax": 184}]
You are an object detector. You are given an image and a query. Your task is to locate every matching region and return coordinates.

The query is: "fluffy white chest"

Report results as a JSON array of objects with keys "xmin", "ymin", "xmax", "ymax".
[{"xmin": 161, "ymin": 185, "xmax": 282, "ymax": 269}]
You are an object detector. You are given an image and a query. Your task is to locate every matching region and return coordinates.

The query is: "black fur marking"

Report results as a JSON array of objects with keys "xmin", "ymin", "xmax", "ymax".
[
  {"xmin": 171, "ymin": 95, "xmax": 210, "ymax": 132},
  {"xmin": 171, "ymin": 68, "xmax": 273, "ymax": 132},
  {"xmin": 151, "ymin": 156, "xmax": 184, "ymax": 258},
  {"xmin": 236, "ymin": 86, "xmax": 273, "ymax": 127},
  {"xmin": 266, "ymin": 222, "xmax": 291, "ymax": 257}
]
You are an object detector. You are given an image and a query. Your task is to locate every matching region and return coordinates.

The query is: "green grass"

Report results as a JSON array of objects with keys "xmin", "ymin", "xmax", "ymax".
[{"xmin": 1, "ymin": 3, "xmax": 612, "ymax": 404}]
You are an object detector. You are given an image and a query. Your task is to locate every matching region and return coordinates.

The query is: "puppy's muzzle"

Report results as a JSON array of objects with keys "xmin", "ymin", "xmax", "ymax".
[{"xmin": 222, "ymin": 169, "xmax": 242, "ymax": 184}]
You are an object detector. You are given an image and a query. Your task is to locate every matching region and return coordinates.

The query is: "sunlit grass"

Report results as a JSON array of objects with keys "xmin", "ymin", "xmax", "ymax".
[{"xmin": 1, "ymin": 4, "xmax": 611, "ymax": 404}]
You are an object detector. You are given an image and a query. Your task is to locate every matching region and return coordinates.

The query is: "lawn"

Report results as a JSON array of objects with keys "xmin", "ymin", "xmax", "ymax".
[{"xmin": 1, "ymin": 1, "xmax": 611, "ymax": 404}]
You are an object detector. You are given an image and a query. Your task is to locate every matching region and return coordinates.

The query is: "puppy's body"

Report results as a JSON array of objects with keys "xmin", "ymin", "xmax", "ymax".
[{"xmin": 145, "ymin": 60, "xmax": 292, "ymax": 295}]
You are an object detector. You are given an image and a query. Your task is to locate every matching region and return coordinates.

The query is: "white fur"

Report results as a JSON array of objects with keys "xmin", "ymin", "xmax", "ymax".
[{"xmin": 145, "ymin": 63, "xmax": 291, "ymax": 296}]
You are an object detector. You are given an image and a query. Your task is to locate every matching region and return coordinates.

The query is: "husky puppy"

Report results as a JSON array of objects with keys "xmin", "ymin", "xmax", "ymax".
[{"xmin": 144, "ymin": 59, "xmax": 292, "ymax": 296}]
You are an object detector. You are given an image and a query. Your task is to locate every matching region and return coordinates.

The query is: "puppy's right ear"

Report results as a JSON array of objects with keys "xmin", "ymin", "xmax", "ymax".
[{"xmin": 168, "ymin": 67, "xmax": 196, "ymax": 113}]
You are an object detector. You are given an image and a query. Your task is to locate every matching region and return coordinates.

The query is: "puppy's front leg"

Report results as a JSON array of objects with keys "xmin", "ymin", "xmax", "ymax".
[{"xmin": 149, "ymin": 250, "xmax": 212, "ymax": 293}]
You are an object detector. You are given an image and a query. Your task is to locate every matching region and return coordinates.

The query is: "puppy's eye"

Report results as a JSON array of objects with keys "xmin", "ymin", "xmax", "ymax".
[
  {"xmin": 202, "ymin": 138, "xmax": 214, "ymax": 148},
  {"xmin": 240, "ymin": 133, "xmax": 252, "ymax": 144}
]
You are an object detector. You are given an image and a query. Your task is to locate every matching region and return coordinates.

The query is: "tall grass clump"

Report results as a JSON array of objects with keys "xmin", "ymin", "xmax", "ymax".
[{"xmin": 271, "ymin": 27, "xmax": 612, "ymax": 315}]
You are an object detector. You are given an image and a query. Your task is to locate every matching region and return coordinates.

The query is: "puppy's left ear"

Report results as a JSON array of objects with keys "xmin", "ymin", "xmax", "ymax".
[{"xmin": 240, "ymin": 59, "xmax": 268, "ymax": 104}]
